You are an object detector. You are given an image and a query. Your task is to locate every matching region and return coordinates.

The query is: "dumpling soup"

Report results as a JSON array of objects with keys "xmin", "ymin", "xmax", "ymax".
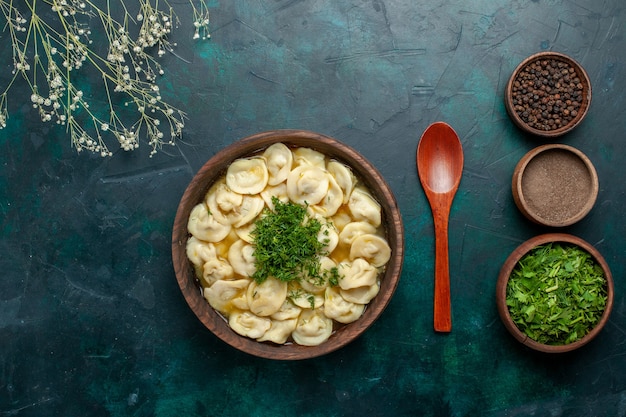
[{"xmin": 186, "ymin": 143, "xmax": 392, "ymax": 346}]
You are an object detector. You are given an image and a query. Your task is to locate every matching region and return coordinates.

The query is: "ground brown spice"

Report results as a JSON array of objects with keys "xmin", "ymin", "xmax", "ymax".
[{"xmin": 521, "ymin": 149, "xmax": 593, "ymax": 223}]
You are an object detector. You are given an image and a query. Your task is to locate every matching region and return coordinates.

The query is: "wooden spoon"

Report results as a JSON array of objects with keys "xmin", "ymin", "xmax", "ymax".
[{"xmin": 416, "ymin": 122, "xmax": 464, "ymax": 332}]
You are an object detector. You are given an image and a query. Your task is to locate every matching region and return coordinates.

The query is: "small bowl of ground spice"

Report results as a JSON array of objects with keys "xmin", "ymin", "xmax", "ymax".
[
  {"xmin": 512, "ymin": 144, "xmax": 599, "ymax": 227},
  {"xmin": 505, "ymin": 52, "xmax": 591, "ymax": 137},
  {"xmin": 496, "ymin": 233, "xmax": 613, "ymax": 353}
]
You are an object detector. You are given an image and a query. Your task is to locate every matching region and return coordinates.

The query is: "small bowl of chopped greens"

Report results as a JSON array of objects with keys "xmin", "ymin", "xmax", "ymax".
[
  {"xmin": 496, "ymin": 233, "xmax": 613, "ymax": 353},
  {"xmin": 172, "ymin": 130, "xmax": 404, "ymax": 360}
]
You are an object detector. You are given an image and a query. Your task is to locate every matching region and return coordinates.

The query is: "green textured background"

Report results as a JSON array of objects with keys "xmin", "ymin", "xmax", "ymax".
[{"xmin": 1, "ymin": 0, "xmax": 626, "ymax": 416}]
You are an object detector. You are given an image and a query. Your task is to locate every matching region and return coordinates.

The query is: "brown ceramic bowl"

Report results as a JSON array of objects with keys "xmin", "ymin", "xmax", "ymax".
[
  {"xmin": 505, "ymin": 52, "xmax": 591, "ymax": 137},
  {"xmin": 496, "ymin": 233, "xmax": 613, "ymax": 353},
  {"xmin": 171, "ymin": 130, "xmax": 404, "ymax": 360},
  {"xmin": 512, "ymin": 144, "xmax": 598, "ymax": 227}
]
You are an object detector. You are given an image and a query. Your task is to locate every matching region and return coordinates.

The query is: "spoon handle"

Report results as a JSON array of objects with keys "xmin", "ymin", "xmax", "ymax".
[{"xmin": 433, "ymin": 207, "xmax": 452, "ymax": 332}]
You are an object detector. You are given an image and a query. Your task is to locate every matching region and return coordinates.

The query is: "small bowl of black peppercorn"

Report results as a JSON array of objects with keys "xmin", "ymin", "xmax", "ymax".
[{"xmin": 505, "ymin": 52, "xmax": 591, "ymax": 138}]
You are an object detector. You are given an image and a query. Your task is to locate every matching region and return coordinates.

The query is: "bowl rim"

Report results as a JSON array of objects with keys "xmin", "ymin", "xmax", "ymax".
[
  {"xmin": 171, "ymin": 129, "xmax": 405, "ymax": 360},
  {"xmin": 511, "ymin": 143, "xmax": 599, "ymax": 227},
  {"xmin": 504, "ymin": 51, "xmax": 592, "ymax": 137},
  {"xmin": 495, "ymin": 233, "xmax": 614, "ymax": 353}
]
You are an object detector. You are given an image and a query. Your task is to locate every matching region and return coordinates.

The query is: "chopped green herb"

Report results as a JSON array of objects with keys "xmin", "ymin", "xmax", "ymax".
[
  {"xmin": 251, "ymin": 197, "xmax": 330, "ymax": 284},
  {"xmin": 506, "ymin": 242, "xmax": 608, "ymax": 345},
  {"xmin": 325, "ymin": 266, "xmax": 341, "ymax": 287}
]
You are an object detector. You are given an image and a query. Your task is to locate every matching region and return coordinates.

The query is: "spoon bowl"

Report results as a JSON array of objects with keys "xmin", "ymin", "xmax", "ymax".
[{"xmin": 416, "ymin": 122, "xmax": 464, "ymax": 332}]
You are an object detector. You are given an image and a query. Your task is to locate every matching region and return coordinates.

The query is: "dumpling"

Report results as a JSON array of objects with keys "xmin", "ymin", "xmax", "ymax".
[
  {"xmin": 331, "ymin": 210, "xmax": 353, "ymax": 232},
  {"xmin": 338, "ymin": 258, "xmax": 378, "ymax": 290},
  {"xmin": 292, "ymin": 147, "xmax": 326, "ymax": 168},
  {"xmin": 310, "ymin": 174, "xmax": 343, "ymax": 217},
  {"xmin": 317, "ymin": 219, "xmax": 339, "ymax": 254},
  {"xmin": 298, "ymin": 275, "xmax": 326, "ymax": 294},
  {"xmin": 231, "ymin": 196, "xmax": 265, "ymax": 228},
  {"xmin": 290, "ymin": 288, "xmax": 325, "ymax": 309},
  {"xmin": 225, "ymin": 157, "xmax": 269, "ymax": 195},
  {"xmin": 338, "ymin": 221, "xmax": 377, "ymax": 247},
  {"xmin": 207, "ymin": 182, "xmax": 265, "ymax": 228},
  {"xmin": 349, "ymin": 234, "xmax": 391, "ymax": 267},
  {"xmin": 229, "ymin": 310, "xmax": 271, "ymax": 339},
  {"xmin": 299, "ymin": 256, "xmax": 336, "ymax": 293},
  {"xmin": 202, "ymin": 258, "xmax": 234, "ymax": 286},
  {"xmin": 327, "ymin": 160, "xmax": 356, "ymax": 203},
  {"xmin": 291, "ymin": 308, "xmax": 333, "ymax": 346},
  {"xmin": 286, "ymin": 165, "xmax": 330, "ymax": 205},
  {"xmin": 203, "ymin": 278, "xmax": 251, "ymax": 314},
  {"xmin": 263, "ymin": 143, "xmax": 293, "ymax": 186},
  {"xmin": 230, "ymin": 291, "xmax": 250, "ymax": 311},
  {"xmin": 227, "ymin": 239, "xmax": 256, "ymax": 277},
  {"xmin": 205, "ymin": 181, "xmax": 243, "ymax": 225},
  {"xmin": 187, "ymin": 203, "xmax": 231, "ymax": 242},
  {"xmin": 271, "ymin": 299, "xmax": 302, "ymax": 321},
  {"xmin": 341, "ymin": 281, "xmax": 380, "ymax": 304},
  {"xmin": 324, "ymin": 286, "xmax": 365, "ymax": 324},
  {"xmin": 256, "ymin": 318, "xmax": 298, "ymax": 344},
  {"xmin": 247, "ymin": 277, "xmax": 288, "ymax": 316},
  {"xmin": 186, "ymin": 236, "xmax": 217, "ymax": 267},
  {"xmin": 348, "ymin": 187, "xmax": 382, "ymax": 227},
  {"xmin": 260, "ymin": 183, "xmax": 289, "ymax": 211},
  {"xmin": 233, "ymin": 222, "xmax": 255, "ymax": 244}
]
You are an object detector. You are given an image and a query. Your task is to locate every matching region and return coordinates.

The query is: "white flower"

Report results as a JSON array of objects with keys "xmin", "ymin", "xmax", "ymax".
[{"xmin": 1, "ymin": 0, "xmax": 210, "ymax": 157}]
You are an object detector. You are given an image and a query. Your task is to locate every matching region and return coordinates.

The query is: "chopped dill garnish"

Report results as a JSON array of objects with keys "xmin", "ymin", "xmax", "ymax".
[
  {"xmin": 325, "ymin": 266, "xmax": 341, "ymax": 287},
  {"xmin": 251, "ymin": 197, "xmax": 329, "ymax": 284}
]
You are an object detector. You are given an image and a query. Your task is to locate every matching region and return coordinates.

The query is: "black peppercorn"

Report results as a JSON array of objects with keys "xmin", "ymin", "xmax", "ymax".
[{"xmin": 510, "ymin": 58, "xmax": 585, "ymax": 132}]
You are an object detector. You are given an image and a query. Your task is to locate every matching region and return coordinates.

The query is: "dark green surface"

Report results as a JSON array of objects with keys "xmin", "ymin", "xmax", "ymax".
[{"xmin": 2, "ymin": 0, "xmax": 626, "ymax": 416}]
